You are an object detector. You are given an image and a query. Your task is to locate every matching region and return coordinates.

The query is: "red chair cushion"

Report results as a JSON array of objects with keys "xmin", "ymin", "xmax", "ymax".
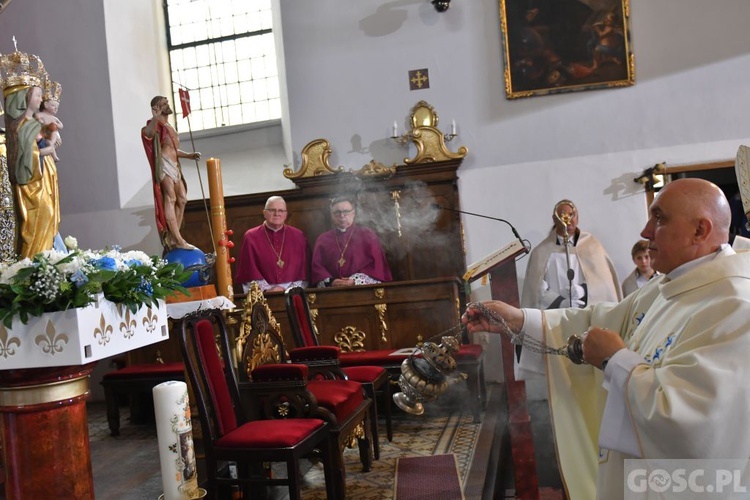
[
  {"xmin": 196, "ymin": 319, "xmax": 238, "ymax": 436},
  {"xmin": 251, "ymin": 363, "xmax": 309, "ymax": 381},
  {"xmin": 292, "ymin": 294, "xmax": 317, "ymax": 347},
  {"xmin": 338, "ymin": 349, "xmax": 405, "ymax": 367},
  {"xmin": 341, "ymin": 365, "xmax": 387, "ymax": 383},
  {"xmin": 102, "ymin": 362, "xmax": 184, "ymax": 379},
  {"xmin": 307, "ymin": 379, "xmax": 364, "ymax": 421},
  {"xmin": 216, "ymin": 418, "xmax": 326, "ymax": 448}
]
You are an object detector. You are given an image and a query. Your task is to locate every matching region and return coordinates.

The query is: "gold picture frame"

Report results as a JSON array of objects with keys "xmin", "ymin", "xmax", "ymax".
[{"xmin": 499, "ymin": 0, "xmax": 634, "ymax": 99}]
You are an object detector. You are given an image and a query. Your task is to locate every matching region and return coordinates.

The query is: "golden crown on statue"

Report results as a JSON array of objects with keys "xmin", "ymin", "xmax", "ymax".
[
  {"xmin": 0, "ymin": 45, "xmax": 46, "ymax": 93},
  {"xmin": 43, "ymin": 79, "xmax": 61, "ymax": 102}
]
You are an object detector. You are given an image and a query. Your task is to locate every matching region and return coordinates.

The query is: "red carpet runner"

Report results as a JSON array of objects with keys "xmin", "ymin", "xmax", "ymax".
[{"xmin": 394, "ymin": 453, "xmax": 464, "ymax": 499}]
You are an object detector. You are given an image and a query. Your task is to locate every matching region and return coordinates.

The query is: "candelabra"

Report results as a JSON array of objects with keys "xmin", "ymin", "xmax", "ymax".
[
  {"xmin": 391, "ymin": 118, "xmax": 457, "ymax": 144},
  {"xmin": 387, "ymin": 101, "xmax": 468, "ymax": 164}
]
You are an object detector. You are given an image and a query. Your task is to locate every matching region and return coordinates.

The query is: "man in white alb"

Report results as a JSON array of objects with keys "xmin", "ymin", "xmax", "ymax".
[
  {"xmin": 464, "ymin": 179, "xmax": 750, "ymax": 500},
  {"xmin": 521, "ymin": 199, "xmax": 621, "ymax": 310}
]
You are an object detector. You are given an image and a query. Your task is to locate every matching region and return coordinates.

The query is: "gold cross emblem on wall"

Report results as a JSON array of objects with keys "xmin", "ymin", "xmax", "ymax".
[{"xmin": 409, "ymin": 69, "xmax": 430, "ymax": 90}]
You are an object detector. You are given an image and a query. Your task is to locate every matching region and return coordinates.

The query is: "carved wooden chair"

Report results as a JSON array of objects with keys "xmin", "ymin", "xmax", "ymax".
[
  {"xmin": 238, "ymin": 283, "xmax": 373, "ymax": 476},
  {"xmin": 178, "ymin": 308, "xmax": 339, "ymax": 499},
  {"xmin": 285, "ymin": 285, "xmax": 393, "ymax": 457}
]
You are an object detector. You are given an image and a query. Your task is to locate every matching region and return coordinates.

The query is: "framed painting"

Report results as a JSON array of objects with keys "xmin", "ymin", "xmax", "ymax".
[{"xmin": 499, "ymin": 0, "xmax": 634, "ymax": 99}]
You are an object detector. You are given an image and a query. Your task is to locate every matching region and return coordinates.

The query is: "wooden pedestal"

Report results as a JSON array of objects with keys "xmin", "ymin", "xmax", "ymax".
[{"xmin": 0, "ymin": 365, "xmax": 95, "ymax": 499}]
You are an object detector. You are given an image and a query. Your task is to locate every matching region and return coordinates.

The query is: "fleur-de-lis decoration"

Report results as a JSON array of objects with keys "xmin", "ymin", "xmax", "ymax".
[
  {"xmin": 143, "ymin": 307, "xmax": 159, "ymax": 334},
  {"xmin": 93, "ymin": 314, "xmax": 113, "ymax": 346},
  {"xmin": 119, "ymin": 309, "xmax": 137, "ymax": 340},
  {"xmin": 0, "ymin": 325, "xmax": 21, "ymax": 359},
  {"xmin": 35, "ymin": 320, "xmax": 69, "ymax": 356}
]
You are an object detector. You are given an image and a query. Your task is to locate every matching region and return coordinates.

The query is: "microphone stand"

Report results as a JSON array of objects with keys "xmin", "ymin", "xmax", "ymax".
[
  {"xmin": 431, "ymin": 203, "xmax": 526, "ymax": 249},
  {"xmin": 554, "ymin": 213, "xmax": 575, "ymax": 307}
]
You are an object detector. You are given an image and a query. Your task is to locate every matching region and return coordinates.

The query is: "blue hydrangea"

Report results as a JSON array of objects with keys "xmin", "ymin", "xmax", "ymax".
[
  {"xmin": 71, "ymin": 269, "xmax": 89, "ymax": 288},
  {"xmin": 93, "ymin": 256, "xmax": 117, "ymax": 271},
  {"xmin": 137, "ymin": 276, "xmax": 154, "ymax": 296}
]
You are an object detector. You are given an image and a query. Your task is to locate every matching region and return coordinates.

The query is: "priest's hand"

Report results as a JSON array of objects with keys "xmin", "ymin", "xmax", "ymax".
[
  {"xmin": 462, "ymin": 300, "xmax": 524, "ymax": 334},
  {"xmin": 581, "ymin": 327, "xmax": 625, "ymax": 369},
  {"xmin": 332, "ymin": 277, "xmax": 355, "ymax": 287}
]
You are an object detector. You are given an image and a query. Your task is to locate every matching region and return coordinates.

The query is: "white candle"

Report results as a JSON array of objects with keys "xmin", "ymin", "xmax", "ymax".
[
  {"xmin": 451, "ymin": 119, "xmax": 457, "ymax": 135},
  {"xmin": 154, "ymin": 380, "xmax": 201, "ymax": 500},
  {"xmin": 392, "ymin": 120, "xmax": 398, "ymax": 137}
]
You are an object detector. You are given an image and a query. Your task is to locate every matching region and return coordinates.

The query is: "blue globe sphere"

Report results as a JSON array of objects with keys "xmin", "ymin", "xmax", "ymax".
[{"xmin": 164, "ymin": 248, "xmax": 211, "ymax": 288}]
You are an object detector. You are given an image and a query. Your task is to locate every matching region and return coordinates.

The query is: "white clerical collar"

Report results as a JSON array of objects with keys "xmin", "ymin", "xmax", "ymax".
[{"xmin": 667, "ymin": 243, "xmax": 734, "ymax": 280}]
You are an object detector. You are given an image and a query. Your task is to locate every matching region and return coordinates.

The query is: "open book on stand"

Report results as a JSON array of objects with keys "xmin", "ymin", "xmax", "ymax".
[{"xmin": 463, "ymin": 239, "xmax": 528, "ymax": 283}]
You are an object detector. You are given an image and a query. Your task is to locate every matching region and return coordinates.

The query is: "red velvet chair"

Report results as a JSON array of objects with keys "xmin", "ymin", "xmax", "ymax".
[
  {"xmin": 179, "ymin": 309, "xmax": 340, "ymax": 499},
  {"xmin": 100, "ymin": 360, "xmax": 185, "ymax": 436},
  {"xmin": 285, "ymin": 287, "xmax": 487, "ymax": 422},
  {"xmin": 238, "ymin": 283, "xmax": 374, "ymax": 475},
  {"xmin": 285, "ymin": 286, "xmax": 393, "ymax": 457}
]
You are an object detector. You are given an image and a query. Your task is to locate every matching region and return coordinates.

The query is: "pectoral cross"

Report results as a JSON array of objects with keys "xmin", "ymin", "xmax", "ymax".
[
  {"xmin": 277, "ymin": 258, "xmax": 284, "ymax": 268},
  {"xmin": 338, "ymin": 257, "xmax": 346, "ymax": 267}
]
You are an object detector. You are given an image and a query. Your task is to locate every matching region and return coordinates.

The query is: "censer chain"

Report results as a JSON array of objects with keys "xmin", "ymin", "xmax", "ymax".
[
  {"xmin": 420, "ymin": 302, "xmax": 576, "ymax": 361},
  {"xmin": 464, "ymin": 302, "xmax": 572, "ymax": 359}
]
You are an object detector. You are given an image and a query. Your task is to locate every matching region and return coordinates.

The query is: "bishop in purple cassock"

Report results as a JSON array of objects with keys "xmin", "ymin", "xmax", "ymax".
[
  {"xmin": 311, "ymin": 196, "xmax": 392, "ymax": 287},
  {"xmin": 234, "ymin": 196, "xmax": 310, "ymax": 292}
]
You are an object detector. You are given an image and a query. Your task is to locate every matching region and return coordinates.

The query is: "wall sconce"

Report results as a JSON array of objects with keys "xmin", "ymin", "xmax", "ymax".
[
  {"xmin": 432, "ymin": 0, "xmax": 450, "ymax": 12},
  {"xmin": 389, "ymin": 101, "xmax": 468, "ymax": 165}
]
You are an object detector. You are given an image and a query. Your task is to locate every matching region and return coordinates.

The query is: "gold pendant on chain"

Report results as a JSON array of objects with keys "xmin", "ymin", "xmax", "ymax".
[
  {"xmin": 277, "ymin": 258, "xmax": 284, "ymax": 268},
  {"xmin": 338, "ymin": 257, "xmax": 346, "ymax": 267}
]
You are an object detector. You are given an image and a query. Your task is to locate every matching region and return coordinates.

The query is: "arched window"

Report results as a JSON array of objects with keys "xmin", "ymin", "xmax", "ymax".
[{"xmin": 164, "ymin": 0, "xmax": 281, "ymax": 132}]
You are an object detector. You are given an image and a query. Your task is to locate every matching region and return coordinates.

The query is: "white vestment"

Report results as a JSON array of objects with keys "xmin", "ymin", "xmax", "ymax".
[
  {"xmin": 521, "ymin": 229, "xmax": 622, "ymax": 309},
  {"xmin": 520, "ymin": 247, "xmax": 750, "ymax": 500}
]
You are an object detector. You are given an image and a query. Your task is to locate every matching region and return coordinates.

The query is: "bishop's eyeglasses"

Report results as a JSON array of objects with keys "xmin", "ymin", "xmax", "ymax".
[
  {"xmin": 332, "ymin": 209, "xmax": 355, "ymax": 217},
  {"xmin": 264, "ymin": 209, "xmax": 287, "ymax": 215}
]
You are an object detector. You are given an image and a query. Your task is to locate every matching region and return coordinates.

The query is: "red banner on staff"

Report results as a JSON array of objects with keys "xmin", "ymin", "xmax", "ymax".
[{"xmin": 178, "ymin": 88, "xmax": 191, "ymax": 118}]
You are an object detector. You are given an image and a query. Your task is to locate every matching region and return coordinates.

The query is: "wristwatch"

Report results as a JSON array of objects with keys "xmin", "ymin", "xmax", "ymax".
[{"xmin": 323, "ymin": 278, "xmax": 333, "ymax": 287}]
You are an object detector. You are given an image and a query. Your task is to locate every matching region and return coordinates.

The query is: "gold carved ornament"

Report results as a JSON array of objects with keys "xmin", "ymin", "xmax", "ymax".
[
  {"xmin": 345, "ymin": 421, "xmax": 366, "ymax": 448},
  {"xmin": 398, "ymin": 101, "xmax": 468, "ymax": 165},
  {"xmin": 349, "ymin": 159, "xmax": 397, "ymax": 179},
  {"xmin": 282, "ymin": 139, "xmax": 344, "ymax": 179},
  {"xmin": 333, "ymin": 326, "xmax": 366, "ymax": 353},
  {"xmin": 237, "ymin": 283, "xmax": 286, "ymax": 378},
  {"xmin": 374, "ymin": 303, "xmax": 388, "ymax": 344},
  {"xmin": 373, "ymin": 287, "xmax": 388, "ymax": 343},
  {"xmin": 306, "ymin": 292, "xmax": 321, "ymax": 337}
]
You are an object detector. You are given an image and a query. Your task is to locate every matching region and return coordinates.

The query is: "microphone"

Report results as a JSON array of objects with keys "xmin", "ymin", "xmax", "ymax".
[{"xmin": 431, "ymin": 203, "xmax": 526, "ymax": 248}]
